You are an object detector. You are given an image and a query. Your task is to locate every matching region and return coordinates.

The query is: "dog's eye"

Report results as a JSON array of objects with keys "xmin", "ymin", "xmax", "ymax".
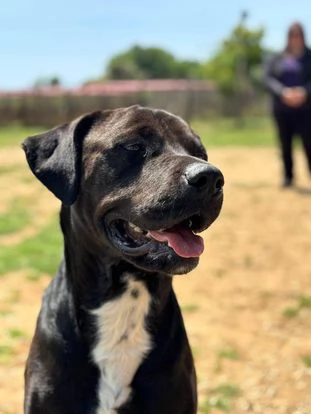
[
  {"xmin": 124, "ymin": 143, "xmax": 141, "ymax": 151},
  {"xmin": 121, "ymin": 143, "xmax": 147, "ymax": 156}
]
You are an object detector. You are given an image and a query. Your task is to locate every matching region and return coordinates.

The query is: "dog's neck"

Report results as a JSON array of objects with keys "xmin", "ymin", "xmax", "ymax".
[{"xmin": 59, "ymin": 204, "xmax": 173, "ymax": 315}]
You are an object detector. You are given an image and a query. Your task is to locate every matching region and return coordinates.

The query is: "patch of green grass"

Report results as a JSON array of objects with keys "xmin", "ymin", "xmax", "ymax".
[
  {"xmin": 218, "ymin": 348, "xmax": 240, "ymax": 361},
  {"xmin": 0, "ymin": 216, "xmax": 62, "ymax": 276},
  {"xmin": 0, "ymin": 344, "xmax": 14, "ymax": 364},
  {"xmin": 243, "ymin": 255, "xmax": 254, "ymax": 268},
  {"xmin": 0, "ymin": 164, "xmax": 21, "ymax": 174},
  {"xmin": 7, "ymin": 328, "xmax": 26, "ymax": 339},
  {"xmin": 283, "ymin": 307, "xmax": 300, "ymax": 319},
  {"xmin": 191, "ymin": 346, "xmax": 200, "ymax": 358},
  {"xmin": 0, "ymin": 197, "xmax": 34, "ymax": 235},
  {"xmin": 200, "ymin": 397, "xmax": 229, "ymax": 413},
  {"xmin": 212, "ymin": 384, "xmax": 241, "ymax": 398},
  {"xmin": 26, "ymin": 272, "xmax": 44, "ymax": 281},
  {"xmin": 283, "ymin": 294, "xmax": 311, "ymax": 319},
  {"xmin": 302, "ymin": 355, "xmax": 311, "ymax": 367},
  {"xmin": 1, "ymin": 119, "xmax": 275, "ymax": 151},
  {"xmin": 200, "ymin": 383, "xmax": 241, "ymax": 413},
  {"xmin": 192, "ymin": 117, "xmax": 274, "ymax": 148},
  {"xmin": 0, "ymin": 308, "xmax": 13, "ymax": 316},
  {"xmin": 215, "ymin": 347, "xmax": 240, "ymax": 373},
  {"xmin": 182, "ymin": 304, "xmax": 199, "ymax": 313},
  {"xmin": 298, "ymin": 295, "xmax": 311, "ymax": 309},
  {"xmin": 0, "ymin": 125, "xmax": 42, "ymax": 148}
]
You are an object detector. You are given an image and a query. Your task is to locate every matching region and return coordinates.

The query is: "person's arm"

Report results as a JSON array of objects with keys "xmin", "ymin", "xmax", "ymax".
[
  {"xmin": 263, "ymin": 55, "xmax": 285, "ymax": 97},
  {"xmin": 303, "ymin": 50, "xmax": 311, "ymax": 95},
  {"xmin": 304, "ymin": 82, "xmax": 311, "ymax": 95}
]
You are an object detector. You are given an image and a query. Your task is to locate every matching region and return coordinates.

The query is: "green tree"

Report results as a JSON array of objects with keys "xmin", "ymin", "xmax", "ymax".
[
  {"xmin": 33, "ymin": 76, "xmax": 61, "ymax": 88},
  {"xmin": 202, "ymin": 19, "xmax": 265, "ymax": 95},
  {"xmin": 106, "ymin": 45, "xmax": 202, "ymax": 80},
  {"xmin": 50, "ymin": 76, "xmax": 61, "ymax": 86},
  {"xmin": 176, "ymin": 60, "xmax": 203, "ymax": 79},
  {"xmin": 107, "ymin": 53, "xmax": 146, "ymax": 80}
]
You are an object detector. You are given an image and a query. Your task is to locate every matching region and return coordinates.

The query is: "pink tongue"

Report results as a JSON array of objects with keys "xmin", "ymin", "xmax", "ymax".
[{"xmin": 148, "ymin": 225, "xmax": 204, "ymax": 258}]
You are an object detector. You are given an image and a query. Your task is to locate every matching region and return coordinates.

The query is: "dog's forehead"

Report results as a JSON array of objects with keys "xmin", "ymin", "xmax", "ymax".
[{"xmin": 86, "ymin": 106, "xmax": 194, "ymax": 147}]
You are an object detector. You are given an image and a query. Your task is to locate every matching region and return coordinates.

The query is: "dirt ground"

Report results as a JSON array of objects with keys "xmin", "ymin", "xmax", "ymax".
[{"xmin": 0, "ymin": 146, "xmax": 311, "ymax": 414}]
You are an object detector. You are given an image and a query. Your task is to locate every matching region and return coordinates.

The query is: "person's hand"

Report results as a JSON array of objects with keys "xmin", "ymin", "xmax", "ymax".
[
  {"xmin": 281, "ymin": 87, "xmax": 307, "ymax": 107},
  {"xmin": 293, "ymin": 87, "xmax": 307, "ymax": 105},
  {"xmin": 281, "ymin": 88, "xmax": 296, "ymax": 106}
]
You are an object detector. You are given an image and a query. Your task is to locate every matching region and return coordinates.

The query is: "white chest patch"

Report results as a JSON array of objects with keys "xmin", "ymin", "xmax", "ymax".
[{"xmin": 91, "ymin": 275, "xmax": 152, "ymax": 414}]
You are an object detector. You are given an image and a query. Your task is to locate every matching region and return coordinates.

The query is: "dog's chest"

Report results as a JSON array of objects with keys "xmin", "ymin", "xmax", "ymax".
[{"xmin": 91, "ymin": 276, "xmax": 152, "ymax": 414}]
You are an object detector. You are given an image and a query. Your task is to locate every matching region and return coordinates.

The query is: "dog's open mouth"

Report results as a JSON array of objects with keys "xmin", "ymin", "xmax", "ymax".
[{"xmin": 107, "ymin": 215, "xmax": 206, "ymax": 258}]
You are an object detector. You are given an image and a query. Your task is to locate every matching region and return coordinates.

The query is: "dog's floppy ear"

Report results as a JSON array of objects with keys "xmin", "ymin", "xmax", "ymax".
[{"xmin": 22, "ymin": 111, "xmax": 100, "ymax": 205}]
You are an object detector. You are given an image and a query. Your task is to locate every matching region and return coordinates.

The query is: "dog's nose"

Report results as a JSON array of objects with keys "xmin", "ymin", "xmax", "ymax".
[{"xmin": 184, "ymin": 163, "xmax": 224, "ymax": 195}]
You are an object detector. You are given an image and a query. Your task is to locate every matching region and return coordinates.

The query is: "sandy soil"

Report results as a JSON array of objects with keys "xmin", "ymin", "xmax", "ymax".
[{"xmin": 0, "ymin": 146, "xmax": 311, "ymax": 414}]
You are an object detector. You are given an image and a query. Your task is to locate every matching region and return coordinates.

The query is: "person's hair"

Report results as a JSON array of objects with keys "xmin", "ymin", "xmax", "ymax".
[{"xmin": 285, "ymin": 22, "xmax": 306, "ymax": 52}]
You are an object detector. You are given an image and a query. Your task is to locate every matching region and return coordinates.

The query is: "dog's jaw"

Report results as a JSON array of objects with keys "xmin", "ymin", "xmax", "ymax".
[{"xmin": 98, "ymin": 192, "xmax": 223, "ymax": 276}]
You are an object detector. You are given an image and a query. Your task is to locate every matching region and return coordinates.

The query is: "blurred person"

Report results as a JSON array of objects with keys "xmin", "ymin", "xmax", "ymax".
[{"xmin": 264, "ymin": 22, "xmax": 311, "ymax": 188}]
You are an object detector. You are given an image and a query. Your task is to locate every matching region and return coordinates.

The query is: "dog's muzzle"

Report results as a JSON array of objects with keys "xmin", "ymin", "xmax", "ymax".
[{"xmin": 102, "ymin": 162, "xmax": 224, "ymax": 260}]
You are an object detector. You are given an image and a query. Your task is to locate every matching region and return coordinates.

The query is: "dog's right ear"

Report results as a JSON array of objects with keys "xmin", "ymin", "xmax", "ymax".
[{"xmin": 22, "ymin": 111, "xmax": 101, "ymax": 205}]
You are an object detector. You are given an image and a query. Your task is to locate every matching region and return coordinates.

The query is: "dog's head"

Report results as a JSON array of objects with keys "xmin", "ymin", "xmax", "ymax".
[{"xmin": 23, "ymin": 106, "xmax": 224, "ymax": 275}]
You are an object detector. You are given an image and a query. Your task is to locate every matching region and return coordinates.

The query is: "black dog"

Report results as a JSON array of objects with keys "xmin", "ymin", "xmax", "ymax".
[{"xmin": 22, "ymin": 105, "xmax": 224, "ymax": 414}]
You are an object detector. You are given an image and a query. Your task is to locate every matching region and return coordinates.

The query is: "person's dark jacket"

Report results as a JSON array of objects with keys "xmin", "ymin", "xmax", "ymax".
[{"xmin": 264, "ymin": 48, "xmax": 311, "ymax": 111}]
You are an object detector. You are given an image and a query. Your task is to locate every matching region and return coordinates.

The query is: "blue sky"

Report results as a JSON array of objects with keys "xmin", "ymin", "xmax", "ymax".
[{"xmin": 1, "ymin": 0, "xmax": 311, "ymax": 89}]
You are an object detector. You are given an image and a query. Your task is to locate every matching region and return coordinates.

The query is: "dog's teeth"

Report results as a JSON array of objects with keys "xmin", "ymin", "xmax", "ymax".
[
  {"xmin": 188, "ymin": 219, "xmax": 193, "ymax": 229},
  {"xmin": 128, "ymin": 222, "xmax": 145, "ymax": 235},
  {"xmin": 128, "ymin": 223, "xmax": 140, "ymax": 231}
]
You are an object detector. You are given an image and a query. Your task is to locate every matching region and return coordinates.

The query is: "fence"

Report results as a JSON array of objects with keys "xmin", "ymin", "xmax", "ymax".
[{"xmin": 0, "ymin": 80, "xmax": 268, "ymax": 127}]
